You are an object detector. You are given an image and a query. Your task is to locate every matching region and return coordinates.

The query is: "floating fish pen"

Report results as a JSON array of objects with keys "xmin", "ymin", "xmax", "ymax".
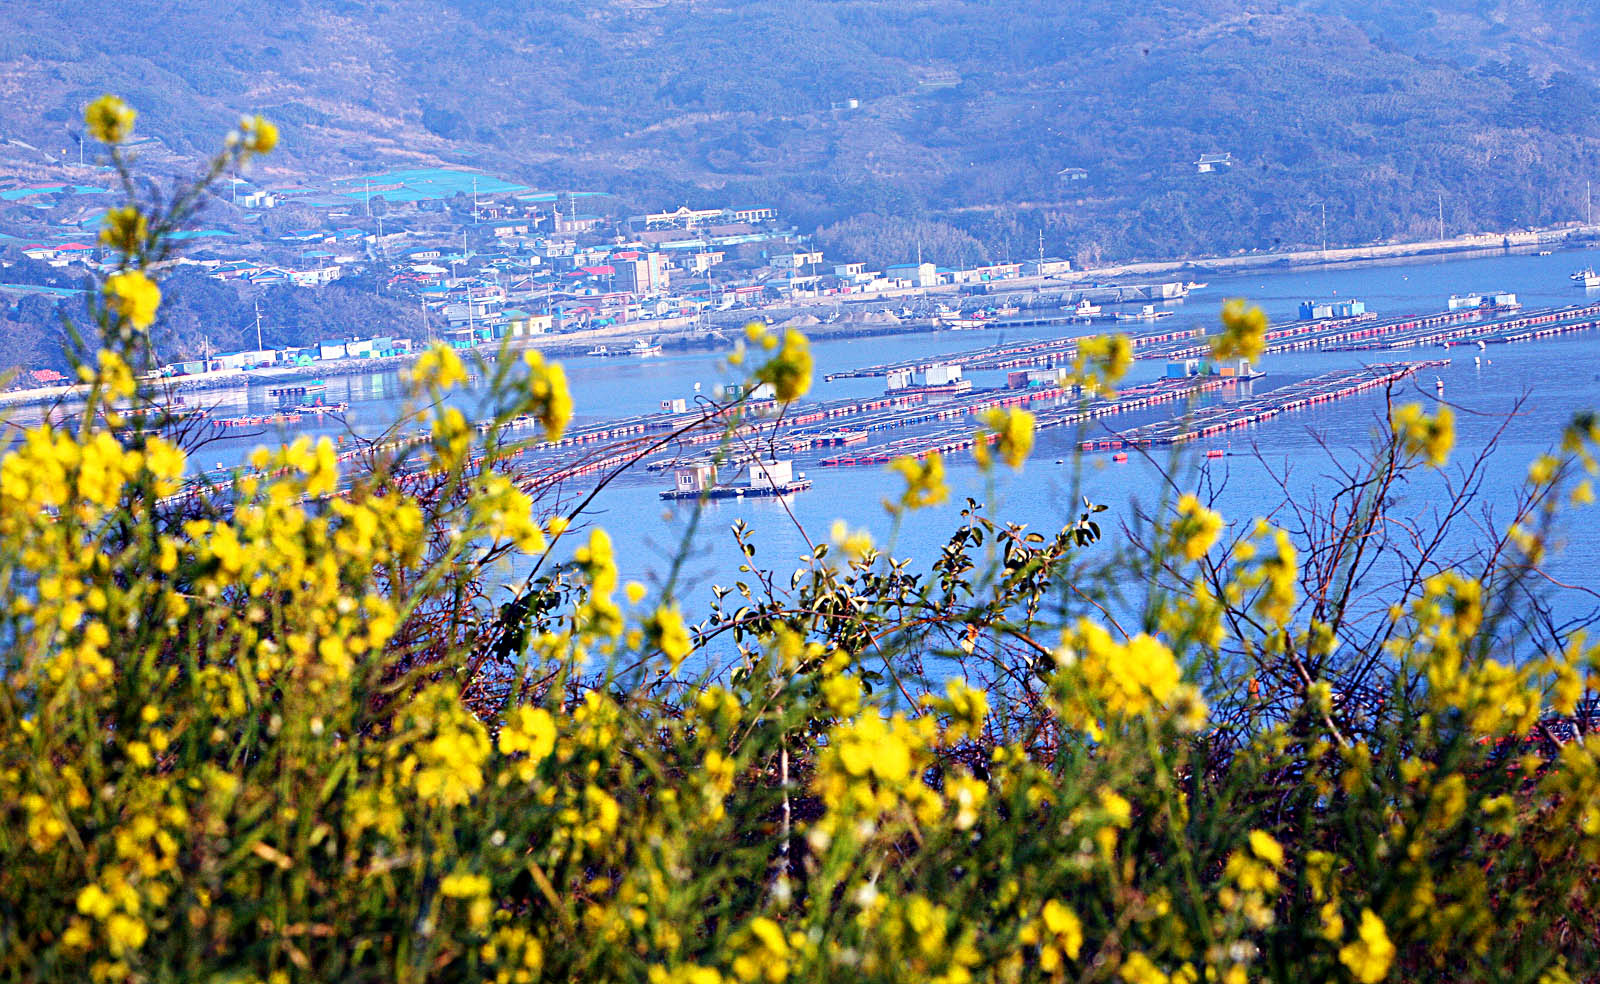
[
  {"xmin": 1094, "ymin": 362, "xmax": 1447, "ymax": 450},
  {"xmin": 212, "ymin": 403, "xmax": 350, "ymax": 428},
  {"xmin": 1322, "ymin": 304, "xmax": 1600, "ymax": 352}
]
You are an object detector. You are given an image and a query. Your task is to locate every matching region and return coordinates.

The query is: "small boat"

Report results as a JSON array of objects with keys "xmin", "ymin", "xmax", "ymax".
[
  {"xmin": 1571, "ymin": 267, "xmax": 1600, "ymax": 288},
  {"xmin": 1536, "ymin": 250, "xmax": 1553, "ymax": 256},
  {"xmin": 591, "ymin": 339, "xmax": 662, "ymax": 358},
  {"xmin": 659, "ymin": 458, "xmax": 811, "ymax": 500}
]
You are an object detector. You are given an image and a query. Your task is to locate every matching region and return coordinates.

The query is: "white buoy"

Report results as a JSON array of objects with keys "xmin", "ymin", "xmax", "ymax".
[
  {"xmin": 1435, "ymin": 378, "xmax": 1445, "ymax": 396},
  {"xmin": 1474, "ymin": 356, "xmax": 1481, "ymax": 367}
]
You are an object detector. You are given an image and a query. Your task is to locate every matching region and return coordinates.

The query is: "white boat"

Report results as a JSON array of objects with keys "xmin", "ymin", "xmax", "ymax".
[
  {"xmin": 590, "ymin": 339, "xmax": 663, "ymax": 358},
  {"xmin": 1073, "ymin": 298, "xmax": 1102, "ymax": 318},
  {"xmin": 1571, "ymin": 267, "xmax": 1600, "ymax": 288},
  {"xmin": 939, "ymin": 315, "xmax": 989, "ymax": 330}
]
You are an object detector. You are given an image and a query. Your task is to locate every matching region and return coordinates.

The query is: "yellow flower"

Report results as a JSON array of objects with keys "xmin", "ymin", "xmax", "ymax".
[
  {"xmin": 239, "ymin": 114, "xmax": 278, "ymax": 154},
  {"xmin": 829, "ymin": 520, "xmax": 876, "ymax": 562},
  {"xmin": 1338, "ymin": 909, "xmax": 1396, "ymax": 984},
  {"xmin": 1212, "ymin": 299, "xmax": 1268, "ymax": 362},
  {"xmin": 922, "ymin": 677, "xmax": 989, "ymax": 743},
  {"xmin": 85, "ymin": 94, "xmax": 136, "ymax": 144},
  {"xmin": 92, "ymin": 349, "xmax": 138, "ymax": 400},
  {"xmin": 731, "ymin": 917, "xmax": 792, "ymax": 983},
  {"xmin": 1039, "ymin": 899, "xmax": 1083, "ymax": 967},
  {"xmin": 99, "ymin": 207, "xmax": 148, "ymax": 255},
  {"xmin": 1172, "ymin": 493, "xmax": 1224, "ymax": 562},
  {"xmin": 975, "ymin": 406, "xmax": 1035, "ymax": 469},
  {"xmin": 1073, "ymin": 333, "xmax": 1134, "ymax": 395},
  {"xmin": 1054, "ymin": 619, "xmax": 1185, "ymax": 736},
  {"xmin": 523, "ymin": 350, "xmax": 574, "ymax": 441},
  {"xmin": 105, "ymin": 913, "xmax": 148, "ymax": 956},
  {"xmin": 1119, "ymin": 952, "xmax": 1168, "ymax": 984},
  {"xmin": 754, "ymin": 328, "xmax": 813, "ymax": 402},
  {"xmin": 1247, "ymin": 829, "xmax": 1284, "ymax": 868},
  {"xmin": 647, "ymin": 603, "xmax": 693, "ymax": 672},
  {"xmin": 103, "ymin": 270, "xmax": 162, "ymax": 330},
  {"xmin": 498, "ymin": 705, "xmax": 557, "ymax": 762},
  {"xmin": 409, "ymin": 344, "xmax": 470, "ymax": 391},
  {"xmin": 439, "ymin": 871, "xmax": 492, "ymax": 898},
  {"xmin": 885, "ymin": 452, "xmax": 949, "ymax": 513},
  {"xmin": 1390, "ymin": 402, "xmax": 1454, "ymax": 468}
]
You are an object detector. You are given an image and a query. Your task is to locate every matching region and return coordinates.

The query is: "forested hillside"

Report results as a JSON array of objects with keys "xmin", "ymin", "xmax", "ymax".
[{"xmin": 2, "ymin": 0, "xmax": 1599, "ymax": 261}]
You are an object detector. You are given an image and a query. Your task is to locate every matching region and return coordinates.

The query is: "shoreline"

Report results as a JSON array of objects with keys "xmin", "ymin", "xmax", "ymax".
[{"xmin": 4, "ymin": 224, "xmax": 1597, "ymax": 412}]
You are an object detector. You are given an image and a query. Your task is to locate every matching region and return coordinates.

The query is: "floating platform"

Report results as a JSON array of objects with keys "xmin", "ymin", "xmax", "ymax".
[
  {"xmin": 659, "ymin": 479, "xmax": 812, "ymax": 501},
  {"xmin": 267, "ymin": 381, "xmax": 327, "ymax": 397}
]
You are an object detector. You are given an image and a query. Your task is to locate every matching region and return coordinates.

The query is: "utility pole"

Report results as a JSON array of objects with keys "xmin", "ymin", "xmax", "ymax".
[
  {"xmin": 253, "ymin": 300, "xmax": 264, "ymax": 352},
  {"xmin": 1588, "ymin": 180, "xmax": 1594, "ymax": 226},
  {"xmin": 364, "ymin": 178, "xmax": 371, "ymax": 217},
  {"xmin": 1038, "ymin": 229, "xmax": 1045, "ymax": 266},
  {"xmin": 1320, "ymin": 201, "xmax": 1327, "ymax": 257},
  {"xmin": 1437, "ymin": 192, "xmax": 1445, "ymax": 242}
]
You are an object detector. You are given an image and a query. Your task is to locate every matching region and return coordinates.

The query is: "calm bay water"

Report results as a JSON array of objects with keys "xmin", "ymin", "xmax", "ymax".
[{"xmin": 109, "ymin": 244, "xmax": 1600, "ymax": 626}]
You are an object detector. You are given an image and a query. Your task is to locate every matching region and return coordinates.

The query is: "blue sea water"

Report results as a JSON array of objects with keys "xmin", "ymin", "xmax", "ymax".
[{"xmin": 61, "ymin": 243, "xmax": 1600, "ymax": 630}]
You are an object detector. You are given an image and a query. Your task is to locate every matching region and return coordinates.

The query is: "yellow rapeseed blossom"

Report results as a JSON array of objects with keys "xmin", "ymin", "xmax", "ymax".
[
  {"xmin": 98, "ymin": 206, "xmax": 148, "ymax": 255},
  {"xmin": 1119, "ymin": 952, "xmax": 1169, "ymax": 984},
  {"xmin": 922, "ymin": 677, "xmax": 989, "ymax": 743},
  {"xmin": 238, "ymin": 114, "xmax": 279, "ymax": 154},
  {"xmin": 409, "ymin": 344, "xmax": 470, "ymax": 391},
  {"xmin": 646, "ymin": 603, "xmax": 693, "ymax": 672},
  {"xmin": 88, "ymin": 349, "xmax": 137, "ymax": 400},
  {"xmin": 974, "ymin": 406, "xmax": 1035, "ymax": 469},
  {"xmin": 731, "ymin": 917, "xmax": 793, "ymax": 982},
  {"xmin": 829, "ymin": 519, "xmax": 876, "ymax": 562},
  {"xmin": 85, "ymin": 95, "xmax": 136, "ymax": 143},
  {"xmin": 1037, "ymin": 899, "xmax": 1084, "ymax": 969},
  {"xmin": 1390, "ymin": 402, "xmax": 1455, "ymax": 468},
  {"xmin": 1171, "ymin": 493, "xmax": 1224, "ymax": 562},
  {"xmin": 1338, "ymin": 909, "xmax": 1396, "ymax": 984},
  {"xmin": 1072, "ymin": 333, "xmax": 1134, "ymax": 395},
  {"xmin": 1212, "ymin": 299, "xmax": 1269, "ymax": 363},
  {"xmin": 522, "ymin": 350, "xmax": 574, "ymax": 441},
  {"xmin": 1053, "ymin": 619, "xmax": 1194, "ymax": 737},
  {"xmin": 754, "ymin": 328, "xmax": 813, "ymax": 402},
  {"xmin": 103, "ymin": 270, "xmax": 161, "ymax": 330},
  {"xmin": 498, "ymin": 705, "xmax": 557, "ymax": 781},
  {"xmin": 885, "ymin": 452, "xmax": 949, "ymax": 513},
  {"xmin": 402, "ymin": 686, "xmax": 492, "ymax": 807}
]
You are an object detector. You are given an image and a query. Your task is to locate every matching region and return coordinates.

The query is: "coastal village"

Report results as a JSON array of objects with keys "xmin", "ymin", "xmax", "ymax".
[
  {"xmin": 3, "ymin": 163, "xmax": 1593, "ymax": 398},
  {"xmin": 0, "ymin": 164, "xmax": 1091, "ymax": 389}
]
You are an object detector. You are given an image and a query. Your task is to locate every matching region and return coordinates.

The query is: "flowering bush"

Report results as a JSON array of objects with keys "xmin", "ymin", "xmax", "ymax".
[{"xmin": 3, "ymin": 102, "xmax": 1600, "ymax": 984}]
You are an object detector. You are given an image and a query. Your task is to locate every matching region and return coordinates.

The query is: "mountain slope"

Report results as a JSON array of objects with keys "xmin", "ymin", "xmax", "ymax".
[{"xmin": 2, "ymin": 0, "xmax": 1598, "ymax": 262}]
